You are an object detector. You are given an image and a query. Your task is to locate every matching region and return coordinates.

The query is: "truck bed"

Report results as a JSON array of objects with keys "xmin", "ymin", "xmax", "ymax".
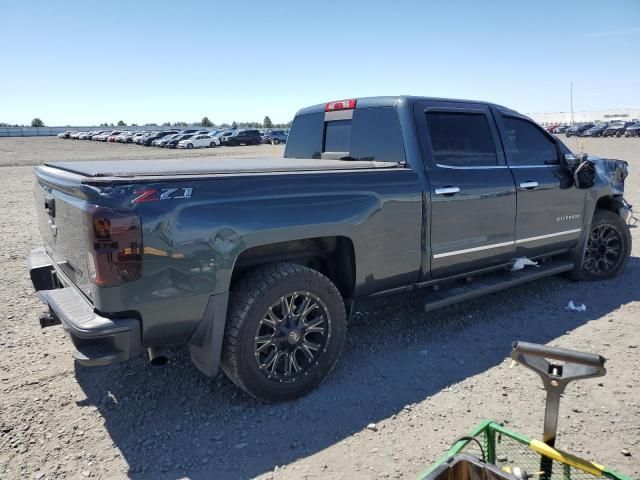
[{"xmin": 44, "ymin": 157, "xmax": 400, "ymax": 181}]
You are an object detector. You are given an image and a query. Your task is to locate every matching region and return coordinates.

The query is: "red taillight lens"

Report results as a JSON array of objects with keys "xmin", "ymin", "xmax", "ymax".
[
  {"xmin": 325, "ymin": 99, "xmax": 357, "ymax": 112},
  {"xmin": 83, "ymin": 206, "xmax": 142, "ymax": 286}
]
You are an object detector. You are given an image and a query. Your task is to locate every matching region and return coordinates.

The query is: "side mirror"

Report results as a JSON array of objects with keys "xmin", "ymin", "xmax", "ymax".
[
  {"xmin": 565, "ymin": 153, "xmax": 595, "ymax": 189},
  {"xmin": 564, "ymin": 153, "xmax": 580, "ymax": 167},
  {"xmin": 574, "ymin": 159, "xmax": 596, "ymax": 189}
]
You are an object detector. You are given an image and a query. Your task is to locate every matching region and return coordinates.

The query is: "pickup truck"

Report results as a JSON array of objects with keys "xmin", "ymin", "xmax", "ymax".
[{"xmin": 28, "ymin": 96, "xmax": 632, "ymax": 402}]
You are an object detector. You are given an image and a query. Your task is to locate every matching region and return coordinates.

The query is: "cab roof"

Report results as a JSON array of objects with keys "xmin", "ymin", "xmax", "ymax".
[{"xmin": 295, "ymin": 95, "xmax": 520, "ymax": 117}]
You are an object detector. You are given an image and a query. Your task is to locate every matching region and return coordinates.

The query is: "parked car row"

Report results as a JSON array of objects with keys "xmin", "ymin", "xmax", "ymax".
[
  {"xmin": 57, "ymin": 128, "xmax": 290, "ymax": 147},
  {"xmin": 543, "ymin": 121, "xmax": 640, "ymax": 137}
]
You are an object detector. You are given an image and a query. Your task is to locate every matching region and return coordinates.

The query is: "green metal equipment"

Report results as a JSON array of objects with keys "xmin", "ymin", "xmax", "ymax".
[{"xmin": 418, "ymin": 342, "xmax": 632, "ymax": 480}]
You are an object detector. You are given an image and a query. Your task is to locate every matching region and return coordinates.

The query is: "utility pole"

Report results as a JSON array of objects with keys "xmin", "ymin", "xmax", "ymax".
[{"xmin": 570, "ymin": 82, "xmax": 574, "ymax": 125}]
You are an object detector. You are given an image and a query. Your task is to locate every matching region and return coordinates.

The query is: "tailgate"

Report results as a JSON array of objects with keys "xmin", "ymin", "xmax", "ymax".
[{"xmin": 34, "ymin": 175, "xmax": 92, "ymax": 300}]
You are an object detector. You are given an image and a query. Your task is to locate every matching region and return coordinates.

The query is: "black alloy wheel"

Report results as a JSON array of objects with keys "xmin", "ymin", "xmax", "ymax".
[
  {"xmin": 583, "ymin": 224, "xmax": 623, "ymax": 276},
  {"xmin": 253, "ymin": 291, "xmax": 330, "ymax": 382},
  {"xmin": 221, "ymin": 263, "xmax": 347, "ymax": 402},
  {"xmin": 569, "ymin": 209, "xmax": 631, "ymax": 281}
]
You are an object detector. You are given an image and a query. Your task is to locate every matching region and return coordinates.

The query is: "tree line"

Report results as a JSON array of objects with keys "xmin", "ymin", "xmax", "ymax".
[{"xmin": 1, "ymin": 116, "xmax": 291, "ymax": 129}]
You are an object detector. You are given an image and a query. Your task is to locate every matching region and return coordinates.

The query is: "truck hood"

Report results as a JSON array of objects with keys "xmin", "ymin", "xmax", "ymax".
[{"xmin": 44, "ymin": 157, "xmax": 400, "ymax": 180}]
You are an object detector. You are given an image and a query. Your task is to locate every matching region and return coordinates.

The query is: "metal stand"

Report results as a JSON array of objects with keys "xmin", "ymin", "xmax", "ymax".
[{"xmin": 511, "ymin": 341, "xmax": 606, "ymax": 480}]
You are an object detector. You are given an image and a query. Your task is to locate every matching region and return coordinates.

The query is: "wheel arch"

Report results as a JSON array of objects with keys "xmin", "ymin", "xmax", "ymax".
[
  {"xmin": 230, "ymin": 235, "xmax": 356, "ymax": 301},
  {"xmin": 594, "ymin": 195, "xmax": 625, "ymax": 215},
  {"xmin": 188, "ymin": 235, "xmax": 356, "ymax": 378}
]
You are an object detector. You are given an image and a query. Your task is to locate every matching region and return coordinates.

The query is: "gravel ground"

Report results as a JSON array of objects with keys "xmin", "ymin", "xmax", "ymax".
[{"xmin": 0, "ymin": 136, "xmax": 638, "ymax": 480}]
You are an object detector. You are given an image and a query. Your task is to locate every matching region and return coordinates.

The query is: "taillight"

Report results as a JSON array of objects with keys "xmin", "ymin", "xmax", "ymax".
[
  {"xmin": 325, "ymin": 99, "xmax": 357, "ymax": 112},
  {"xmin": 83, "ymin": 206, "xmax": 142, "ymax": 286}
]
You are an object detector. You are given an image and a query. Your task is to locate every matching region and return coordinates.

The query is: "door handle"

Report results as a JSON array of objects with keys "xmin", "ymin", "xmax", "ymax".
[
  {"xmin": 520, "ymin": 181, "xmax": 538, "ymax": 190},
  {"xmin": 44, "ymin": 195, "xmax": 55, "ymax": 217},
  {"xmin": 434, "ymin": 186, "xmax": 460, "ymax": 195}
]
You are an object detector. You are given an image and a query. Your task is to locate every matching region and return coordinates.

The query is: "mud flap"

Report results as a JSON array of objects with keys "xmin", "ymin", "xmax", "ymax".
[
  {"xmin": 566, "ymin": 221, "xmax": 591, "ymax": 272},
  {"xmin": 188, "ymin": 292, "xmax": 229, "ymax": 377}
]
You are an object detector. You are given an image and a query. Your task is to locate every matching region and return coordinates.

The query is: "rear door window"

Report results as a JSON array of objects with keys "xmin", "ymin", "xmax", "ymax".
[{"xmin": 425, "ymin": 111, "xmax": 498, "ymax": 167}]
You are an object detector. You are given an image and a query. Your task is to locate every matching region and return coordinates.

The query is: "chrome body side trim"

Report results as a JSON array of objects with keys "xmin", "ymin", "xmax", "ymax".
[
  {"xmin": 432, "ymin": 229, "xmax": 582, "ymax": 258},
  {"xmin": 433, "ymin": 240, "xmax": 514, "ymax": 259},
  {"xmin": 515, "ymin": 229, "xmax": 582, "ymax": 244}
]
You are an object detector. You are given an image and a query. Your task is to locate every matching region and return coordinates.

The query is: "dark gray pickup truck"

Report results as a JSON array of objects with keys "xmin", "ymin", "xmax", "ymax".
[{"xmin": 28, "ymin": 96, "xmax": 632, "ymax": 401}]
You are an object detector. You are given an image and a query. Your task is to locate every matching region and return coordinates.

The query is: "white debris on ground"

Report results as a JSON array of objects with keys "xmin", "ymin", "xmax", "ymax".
[
  {"xmin": 566, "ymin": 300, "xmax": 587, "ymax": 312},
  {"xmin": 511, "ymin": 257, "xmax": 539, "ymax": 272}
]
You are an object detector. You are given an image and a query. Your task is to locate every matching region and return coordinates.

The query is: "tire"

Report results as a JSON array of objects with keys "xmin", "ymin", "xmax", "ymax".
[
  {"xmin": 221, "ymin": 263, "xmax": 347, "ymax": 402},
  {"xmin": 569, "ymin": 209, "xmax": 631, "ymax": 281},
  {"xmin": 187, "ymin": 143, "xmax": 193, "ymax": 149},
  {"xmin": 273, "ymin": 139, "xmax": 280, "ymax": 145},
  {"xmin": 209, "ymin": 142, "xmax": 216, "ymax": 148}
]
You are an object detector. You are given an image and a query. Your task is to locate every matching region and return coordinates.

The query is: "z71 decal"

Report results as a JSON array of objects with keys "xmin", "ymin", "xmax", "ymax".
[{"xmin": 132, "ymin": 187, "xmax": 193, "ymax": 204}]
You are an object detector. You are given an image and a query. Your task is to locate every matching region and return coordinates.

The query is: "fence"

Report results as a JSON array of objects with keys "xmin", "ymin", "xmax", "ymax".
[{"xmin": 0, "ymin": 126, "xmax": 159, "ymax": 137}]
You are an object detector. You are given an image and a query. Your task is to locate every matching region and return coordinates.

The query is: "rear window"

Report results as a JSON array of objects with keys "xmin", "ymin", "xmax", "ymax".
[
  {"xmin": 284, "ymin": 112, "xmax": 324, "ymax": 158},
  {"xmin": 284, "ymin": 107, "xmax": 405, "ymax": 162},
  {"xmin": 324, "ymin": 120, "xmax": 351, "ymax": 152}
]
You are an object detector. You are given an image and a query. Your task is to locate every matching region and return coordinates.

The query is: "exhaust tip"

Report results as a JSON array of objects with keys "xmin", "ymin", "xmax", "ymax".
[{"xmin": 148, "ymin": 347, "xmax": 169, "ymax": 367}]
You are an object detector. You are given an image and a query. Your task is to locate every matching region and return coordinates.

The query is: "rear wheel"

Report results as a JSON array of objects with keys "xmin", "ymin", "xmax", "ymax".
[
  {"xmin": 273, "ymin": 139, "xmax": 280, "ymax": 145},
  {"xmin": 221, "ymin": 263, "xmax": 347, "ymax": 402},
  {"xmin": 209, "ymin": 141, "xmax": 216, "ymax": 148},
  {"xmin": 569, "ymin": 209, "xmax": 631, "ymax": 281},
  {"xmin": 187, "ymin": 143, "xmax": 193, "ymax": 149}
]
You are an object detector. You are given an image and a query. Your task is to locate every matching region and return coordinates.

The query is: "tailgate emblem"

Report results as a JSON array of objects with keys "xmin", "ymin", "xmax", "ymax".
[{"xmin": 132, "ymin": 187, "xmax": 193, "ymax": 204}]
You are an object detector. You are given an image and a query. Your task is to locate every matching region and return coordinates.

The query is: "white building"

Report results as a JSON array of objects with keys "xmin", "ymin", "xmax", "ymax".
[{"xmin": 527, "ymin": 108, "xmax": 640, "ymax": 126}]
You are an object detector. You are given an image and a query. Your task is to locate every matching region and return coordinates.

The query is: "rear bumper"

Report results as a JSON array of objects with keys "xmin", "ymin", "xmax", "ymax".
[{"xmin": 28, "ymin": 248, "xmax": 142, "ymax": 367}]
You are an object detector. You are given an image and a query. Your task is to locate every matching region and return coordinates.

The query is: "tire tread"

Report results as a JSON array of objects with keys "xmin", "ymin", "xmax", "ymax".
[{"xmin": 221, "ymin": 263, "xmax": 345, "ymax": 400}]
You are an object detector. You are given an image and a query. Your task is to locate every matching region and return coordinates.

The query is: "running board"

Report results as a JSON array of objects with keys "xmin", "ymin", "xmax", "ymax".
[{"xmin": 424, "ymin": 260, "xmax": 575, "ymax": 313}]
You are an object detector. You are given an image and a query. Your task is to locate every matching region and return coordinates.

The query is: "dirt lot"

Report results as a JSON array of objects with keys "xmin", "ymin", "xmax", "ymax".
[{"xmin": 0, "ymin": 136, "xmax": 638, "ymax": 480}]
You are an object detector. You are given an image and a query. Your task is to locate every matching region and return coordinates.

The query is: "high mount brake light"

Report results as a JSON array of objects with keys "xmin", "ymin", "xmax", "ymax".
[
  {"xmin": 83, "ymin": 206, "xmax": 142, "ymax": 287},
  {"xmin": 325, "ymin": 99, "xmax": 357, "ymax": 112}
]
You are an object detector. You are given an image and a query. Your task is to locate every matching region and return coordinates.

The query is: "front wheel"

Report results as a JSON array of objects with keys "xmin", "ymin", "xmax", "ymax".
[
  {"xmin": 221, "ymin": 263, "xmax": 347, "ymax": 402},
  {"xmin": 187, "ymin": 143, "xmax": 193, "ymax": 149},
  {"xmin": 569, "ymin": 209, "xmax": 631, "ymax": 281}
]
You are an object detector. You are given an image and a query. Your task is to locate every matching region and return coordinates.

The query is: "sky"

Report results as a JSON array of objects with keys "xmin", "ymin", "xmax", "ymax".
[{"xmin": 1, "ymin": 0, "xmax": 639, "ymax": 126}]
